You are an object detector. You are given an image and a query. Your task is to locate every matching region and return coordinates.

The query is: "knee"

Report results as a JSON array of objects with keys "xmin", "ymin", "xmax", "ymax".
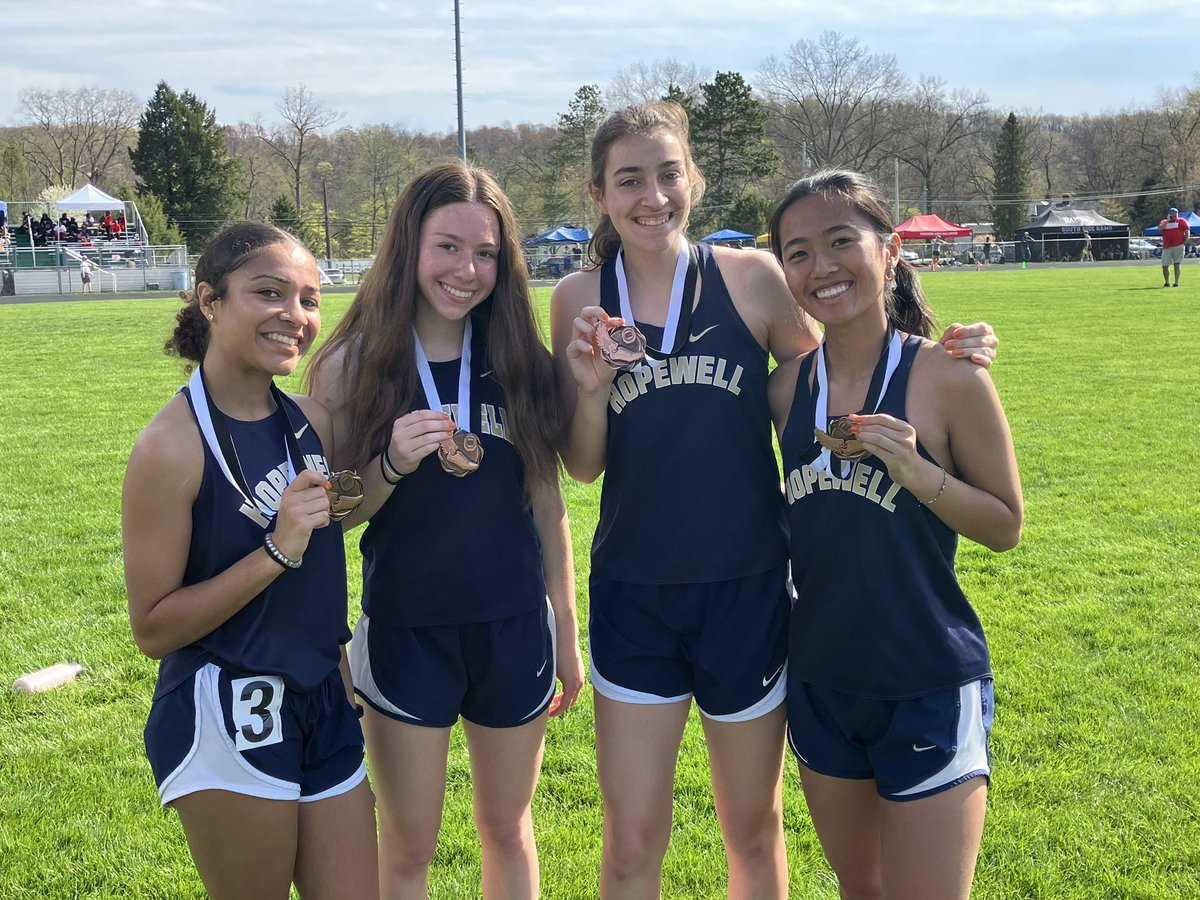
[
  {"xmin": 603, "ymin": 808, "xmax": 670, "ymax": 876},
  {"xmin": 474, "ymin": 808, "xmax": 534, "ymax": 857},
  {"xmin": 378, "ymin": 811, "xmax": 441, "ymax": 874},
  {"xmin": 719, "ymin": 803, "xmax": 783, "ymax": 862}
]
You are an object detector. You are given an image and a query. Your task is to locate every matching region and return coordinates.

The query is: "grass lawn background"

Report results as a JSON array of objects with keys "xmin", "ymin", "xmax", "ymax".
[{"xmin": 1, "ymin": 263, "xmax": 1197, "ymax": 898}]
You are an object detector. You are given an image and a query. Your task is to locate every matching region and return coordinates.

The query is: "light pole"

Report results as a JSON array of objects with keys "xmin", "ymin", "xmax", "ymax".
[{"xmin": 317, "ymin": 161, "xmax": 333, "ymax": 267}]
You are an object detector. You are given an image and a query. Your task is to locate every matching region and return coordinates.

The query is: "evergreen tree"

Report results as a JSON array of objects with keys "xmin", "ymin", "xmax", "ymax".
[
  {"xmin": 130, "ymin": 81, "xmax": 238, "ymax": 247},
  {"xmin": 546, "ymin": 85, "xmax": 606, "ymax": 227},
  {"xmin": 991, "ymin": 113, "xmax": 1030, "ymax": 240},
  {"xmin": 112, "ymin": 180, "xmax": 184, "ymax": 246},
  {"xmin": 269, "ymin": 194, "xmax": 318, "ymax": 252},
  {"xmin": 688, "ymin": 72, "xmax": 778, "ymax": 235}
]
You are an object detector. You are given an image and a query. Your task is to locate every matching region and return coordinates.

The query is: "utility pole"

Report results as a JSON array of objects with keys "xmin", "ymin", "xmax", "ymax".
[
  {"xmin": 455, "ymin": 0, "xmax": 466, "ymax": 162},
  {"xmin": 317, "ymin": 161, "xmax": 333, "ymax": 267}
]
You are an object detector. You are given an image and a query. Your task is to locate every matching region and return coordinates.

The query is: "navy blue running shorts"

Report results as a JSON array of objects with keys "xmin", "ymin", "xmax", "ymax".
[
  {"xmin": 144, "ymin": 662, "xmax": 366, "ymax": 807},
  {"xmin": 787, "ymin": 677, "xmax": 994, "ymax": 801},
  {"xmin": 588, "ymin": 563, "xmax": 790, "ymax": 721},
  {"xmin": 351, "ymin": 600, "xmax": 556, "ymax": 729}
]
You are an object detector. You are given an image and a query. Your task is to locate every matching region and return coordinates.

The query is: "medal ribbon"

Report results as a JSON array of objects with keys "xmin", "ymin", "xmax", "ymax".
[
  {"xmin": 811, "ymin": 326, "xmax": 902, "ymax": 476},
  {"xmin": 413, "ymin": 317, "xmax": 473, "ymax": 432},
  {"xmin": 614, "ymin": 240, "xmax": 699, "ymax": 359},
  {"xmin": 186, "ymin": 366, "xmax": 302, "ymax": 514}
]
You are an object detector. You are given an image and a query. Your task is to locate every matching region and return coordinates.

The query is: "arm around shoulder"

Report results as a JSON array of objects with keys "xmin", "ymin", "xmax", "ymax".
[{"xmin": 714, "ymin": 247, "xmax": 820, "ymax": 364}]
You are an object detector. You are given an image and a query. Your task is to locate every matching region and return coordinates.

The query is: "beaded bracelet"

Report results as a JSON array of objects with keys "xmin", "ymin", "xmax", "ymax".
[
  {"xmin": 918, "ymin": 467, "xmax": 948, "ymax": 506},
  {"xmin": 380, "ymin": 446, "xmax": 405, "ymax": 485},
  {"xmin": 263, "ymin": 531, "xmax": 302, "ymax": 569}
]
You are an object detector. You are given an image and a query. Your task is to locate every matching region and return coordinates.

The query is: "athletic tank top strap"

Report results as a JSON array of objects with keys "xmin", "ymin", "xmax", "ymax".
[
  {"xmin": 154, "ymin": 387, "xmax": 349, "ymax": 699},
  {"xmin": 360, "ymin": 319, "xmax": 546, "ymax": 627},
  {"xmin": 593, "ymin": 242, "xmax": 787, "ymax": 584},
  {"xmin": 781, "ymin": 334, "xmax": 989, "ymax": 699}
]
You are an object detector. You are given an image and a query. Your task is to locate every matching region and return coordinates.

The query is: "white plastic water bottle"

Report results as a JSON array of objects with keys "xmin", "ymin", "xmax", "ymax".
[{"xmin": 12, "ymin": 662, "xmax": 83, "ymax": 693}]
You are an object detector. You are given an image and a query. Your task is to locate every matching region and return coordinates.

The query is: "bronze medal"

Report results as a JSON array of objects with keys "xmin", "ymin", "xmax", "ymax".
[
  {"xmin": 596, "ymin": 322, "xmax": 647, "ymax": 371},
  {"xmin": 326, "ymin": 469, "xmax": 365, "ymax": 521},
  {"xmin": 813, "ymin": 417, "xmax": 869, "ymax": 462},
  {"xmin": 438, "ymin": 429, "xmax": 484, "ymax": 477}
]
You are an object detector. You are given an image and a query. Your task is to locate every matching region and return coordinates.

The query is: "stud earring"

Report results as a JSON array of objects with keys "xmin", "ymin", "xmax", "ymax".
[{"xmin": 207, "ymin": 313, "xmax": 214, "ymax": 321}]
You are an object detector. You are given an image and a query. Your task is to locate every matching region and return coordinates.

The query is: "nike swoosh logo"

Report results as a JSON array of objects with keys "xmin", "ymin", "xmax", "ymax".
[
  {"xmin": 688, "ymin": 324, "xmax": 719, "ymax": 343},
  {"xmin": 762, "ymin": 662, "xmax": 785, "ymax": 687},
  {"xmin": 913, "ymin": 744, "xmax": 936, "ymax": 752},
  {"xmin": 294, "ymin": 424, "xmax": 309, "ymax": 440},
  {"xmin": 535, "ymin": 658, "xmax": 548, "ymax": 677},
  {"xmin": 480, "ymin": 370, "xmax": 494, "ymax": 379}
]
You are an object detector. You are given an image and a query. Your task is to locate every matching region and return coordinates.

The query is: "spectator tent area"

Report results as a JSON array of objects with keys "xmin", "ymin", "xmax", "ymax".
[{"xmin": 1016, "ymin": 204, "xmax": 1129, "ymax": 261}]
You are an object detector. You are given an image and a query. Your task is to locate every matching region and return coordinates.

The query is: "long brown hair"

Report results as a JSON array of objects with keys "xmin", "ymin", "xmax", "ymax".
[
  {"xmin": 587, "ymin": 100, "xmax": 706, "ymax": 266},
  {"xmin": 768, "ymin": 169, "xmax": 936, "ymax": 338},
  {"xmin": 305, "ymin": 161, "xmax": 560, "ymax": 491}
]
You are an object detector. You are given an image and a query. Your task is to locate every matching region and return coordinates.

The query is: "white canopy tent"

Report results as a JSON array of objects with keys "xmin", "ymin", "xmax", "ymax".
[
  {"xmin": 55, "ymin": 184, "xmax": 149, "ymax": 245},
  {"xmin": 56, "ymin": 184, "xmax": 124, "ymax": 210}
]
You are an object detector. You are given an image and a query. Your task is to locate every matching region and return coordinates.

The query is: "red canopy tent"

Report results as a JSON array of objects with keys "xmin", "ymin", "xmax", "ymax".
[{"xmin": 894, "ymin": 214, "xmax": 971, "ymax": 240}]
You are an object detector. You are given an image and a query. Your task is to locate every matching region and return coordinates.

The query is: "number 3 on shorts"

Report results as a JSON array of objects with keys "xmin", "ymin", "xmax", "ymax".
[{"xmin": 231, "ymin": 675, "xmax": 285, "ymax": 751}]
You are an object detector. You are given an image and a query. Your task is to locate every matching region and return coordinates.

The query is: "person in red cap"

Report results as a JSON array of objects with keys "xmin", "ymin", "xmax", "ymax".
[{"xmin": 1159, "ymin": 207, "xmax": 1188, "ymax": 287}]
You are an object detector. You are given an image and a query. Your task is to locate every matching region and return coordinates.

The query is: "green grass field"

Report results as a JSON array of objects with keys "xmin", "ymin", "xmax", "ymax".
[{"xmin": 1, "ymin": 264, "xmax": 1198, "ymax": 898}]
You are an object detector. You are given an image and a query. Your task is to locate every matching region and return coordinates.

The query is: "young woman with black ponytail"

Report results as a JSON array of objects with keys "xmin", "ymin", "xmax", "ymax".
[{"xmin": 768, "ymin": 170, "xmax": 1023, "ymax": 899}]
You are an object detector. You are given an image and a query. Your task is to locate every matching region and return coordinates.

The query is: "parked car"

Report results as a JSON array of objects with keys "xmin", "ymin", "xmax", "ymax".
[
  {"xmin": 320, "ymin": 268, "xmax": 345, "ymax": 284},
  {"xmin": 1128, "ymin": 239, "xmax": 1157, "ymax": 260}
]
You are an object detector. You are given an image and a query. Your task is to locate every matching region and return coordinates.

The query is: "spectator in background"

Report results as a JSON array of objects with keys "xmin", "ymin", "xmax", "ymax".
[
  {"xmin": 80, "ymin": 256, "xmax": 93, "ymax": 293},
  {"xmin": 1020, "ymin": 233, "xmax": 1034, "ymax": 268},
  {"xmin": 1081, "ymin": 232, "xmax": 1093, "ymax": 262},
  {"xmin": 1159, "ymin": 207, "xmax": 1188, "ymax": 288}
]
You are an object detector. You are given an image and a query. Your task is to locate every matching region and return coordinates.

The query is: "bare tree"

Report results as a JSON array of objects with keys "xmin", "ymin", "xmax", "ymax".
[
  {"xmin": 607, "ymin": 58, "xmax": 711, "ymax": 107},
  {"xmin": 1022, "ymin": 112, "xmax": 1076, "ymax": 198},
  {"xmin": 758, "ymin": 31, "xmax": 908, "ymax": 173},
  {"xmin": 894, "ymin": 77, "xmax": 991, "ymax": 215},
  {"xmin": 225, "ymin": 120, "xmax": 290, "ymax": 220},
  {"xmin": 18, "ymin": 87, "xmax": 139, "ymax": 188},
  {"xmin": 1157, "ymin": 79, "xmax": 1200, "ymax": 205},
  {"xmin": 256, "ymin": 85, "xmax": 342, "ymax": 210}
]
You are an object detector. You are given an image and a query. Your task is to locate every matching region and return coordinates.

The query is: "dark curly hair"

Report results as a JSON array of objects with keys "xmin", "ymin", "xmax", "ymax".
[{"xmin": 165, "ymin": 222, "xmax": 307, "ymax": 368}]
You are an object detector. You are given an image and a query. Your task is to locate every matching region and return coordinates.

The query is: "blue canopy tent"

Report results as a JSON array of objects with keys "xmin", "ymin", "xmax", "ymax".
[
  {"xmin": 700, "ymin": 228, "xmax": 755, "ymax": 244},
  {"xmin": 527, "ymin": 225, "xmax": 591, "ymax": 245},
  {"xmin": 524, "ymin": 225, "xmax": 591, "ymax": 277},
  {"xmin": 1143, "ymin": 210, "xmax": 1200, "ymax": 235}
]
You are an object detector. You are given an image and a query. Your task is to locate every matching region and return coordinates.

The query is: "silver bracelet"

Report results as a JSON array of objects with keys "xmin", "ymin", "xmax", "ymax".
[
  {"xmin": 263, "ymin": 531, "xmax": 302, "ymax": 569},
  {"xmin": 918, "ymin": 467, "xmax": 948, "ymax": 505}
]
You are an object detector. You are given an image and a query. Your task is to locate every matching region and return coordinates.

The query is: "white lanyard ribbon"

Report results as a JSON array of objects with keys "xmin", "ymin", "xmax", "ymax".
[
  {"xmin": 413, "ymin": 318, "xmax": 473, "ymax": 431},
  {"xmin": 812, "ymin": 329, "xmax": 903, "ymax": 476},
  {"xmin": 614, "ymin": 241, "xmax": 690, "ymax": 356},
  {"xmin": 186, "ymin": 366, "xmax": 297, "ymax": 508}
]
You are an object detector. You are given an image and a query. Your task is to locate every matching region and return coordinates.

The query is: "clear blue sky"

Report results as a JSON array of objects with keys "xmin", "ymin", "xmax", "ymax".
[{"xmin": 2, "ymin": 1, "xmax": 1196, "ymax": 132}]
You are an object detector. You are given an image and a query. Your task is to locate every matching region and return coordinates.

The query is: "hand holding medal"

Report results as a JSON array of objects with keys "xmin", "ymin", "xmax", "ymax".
[
  {"xmin": 414, "ymin": 319, "xmax": 484, "ymax": 478},
  {"xmin": 326, "ymin": 470, "xmax": 365, "ymax": 520},
  {"xmin": 595, "ymin": 318, "xmax": 648, "ymax": 372},
  {"xmin": 813, "ymin": 417, "xmax": 869, "ymax": 462}
]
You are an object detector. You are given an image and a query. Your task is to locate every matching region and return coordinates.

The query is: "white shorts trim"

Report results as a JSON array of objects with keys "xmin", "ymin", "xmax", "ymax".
[
  {"xmin": 158, "ymin": 663, "xmax": 298, "ymax": 807},
  {"xmin": 891, "ymin": 679, "xmax": 990, "ymax": 799},
  {"xmin": 698, "ymin": 662, "xmax": 787, "ymax": 723},
  {"xmin": 350, "ymin": 614, "xmax": 426, "ymax": 721}
]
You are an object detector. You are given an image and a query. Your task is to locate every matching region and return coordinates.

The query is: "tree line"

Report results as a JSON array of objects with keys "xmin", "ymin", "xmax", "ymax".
[{"xmin": 2, "ymin": 31, "xmax": 1197, "ymax": 253}]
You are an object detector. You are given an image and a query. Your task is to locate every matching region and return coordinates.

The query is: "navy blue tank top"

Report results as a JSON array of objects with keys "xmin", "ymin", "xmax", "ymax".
[
  {"xmin": 780, "ymin": 335, "xmax": 990, "ymax": 699},
  {"xmin": 360, "ymin": 320, "xmax": 546, "ymax": 627},
  {"xmin": 154, "ymin": 389, "xmax": 350, "ymax": 699},
  {"xmin": 593, "ymin": 243, "xmax": 787, "ymax": 584}
]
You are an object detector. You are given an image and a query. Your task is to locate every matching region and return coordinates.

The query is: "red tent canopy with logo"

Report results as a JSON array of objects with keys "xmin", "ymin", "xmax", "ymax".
[{"xmin": 894, "ymin": 214, "xmax": 972, "ymax": 240}]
